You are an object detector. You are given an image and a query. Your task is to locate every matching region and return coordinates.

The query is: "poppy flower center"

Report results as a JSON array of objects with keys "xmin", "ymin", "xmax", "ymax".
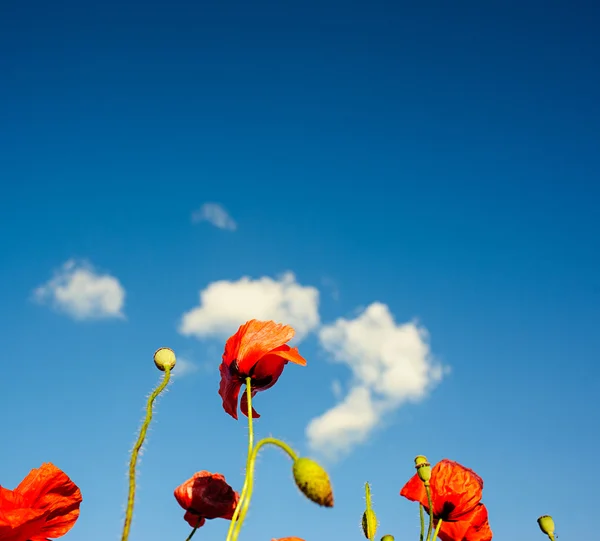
[
  {"xmin": 230, "ymin": 359, "xmax": 274, "ymax": 389},
  {"xmin": 437, "ymin": 501, "xmax": 456, "ymax": 521}
]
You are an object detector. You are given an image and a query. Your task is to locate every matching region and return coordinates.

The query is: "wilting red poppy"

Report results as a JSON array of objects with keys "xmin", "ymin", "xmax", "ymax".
[
  {"xmin": 219, "ymin": 319, "xmax": 307, "ymax": 419},
  {"xmin": 0, "ymin": 462, "xmax": 82, "ymax": 541},
  {"xmin": 174, "ymin": 471, "xmax": 239, "ymax": 528},
  {"xmin": 400, "ymin": 459, "xmax": 492, "ymax": 541}
]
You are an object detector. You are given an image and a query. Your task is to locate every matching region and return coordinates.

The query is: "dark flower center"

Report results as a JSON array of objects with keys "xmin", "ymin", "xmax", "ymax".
[
  {"xmin": 230, "ymin": 359, "xmax": 273, "ymax": 389},
  {"xmin": 437, "ymin": 501, "xmax": 456, "ymax": 521}
]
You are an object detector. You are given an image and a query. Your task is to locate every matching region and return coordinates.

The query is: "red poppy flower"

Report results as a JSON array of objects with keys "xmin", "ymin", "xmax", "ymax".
[
  {"xmin": 0, "ymin": 462, "xmax": 82, "ymax": 541},
  {"xmin": 174, "ymin": 471, "xmax": 239, "ymax": 528},
  {"xmin": 219, "ymin": 319, "xmax": 307, "ymax": 419},
  {"xmin": 271, "ymin": 538, "xmax": 306, "ymax": 541},
  {"xmin": 400, "ymin": 459, "xmax": 492, "ymax": 541}
]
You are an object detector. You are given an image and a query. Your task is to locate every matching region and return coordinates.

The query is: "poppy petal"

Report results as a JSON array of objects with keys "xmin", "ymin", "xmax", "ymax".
[
  {"xmin": 14, "ymin": 463, "xmax": 82, "ymax": 540},
  {"xmin": 218, "ymin": 362, "xmax": 243, "ymax": 420},
  {"xmin": 400, "ymin": 460, "xmax": 483, "ymax": 521},
  {"xmin": 250, "ymin": 354, "xmax": 286, "ymax": 389},
  {"xmin": 232, "ymin": 320, "xmax": 296, "ymax": 373},
  {"xmin": 431, "ymin": 460, "xmax": 483, "ymax": 519},
  {"xmin": 183, "ymin": 511, "xmax": 206, "ymax": 529},
  {"xmin": 268, "ymin": 345, "xmax": 307, "ymax": 366},
  {"xmin": 436, "ymin": 505, "xmax": 491, "ymax": 541},
  {"xmin": 0, "ymin": 506, "xmax": 47, "ymax": 541},
  {"xmin": 240, "ymin": 389, "xmax": 260, "ymax": 418}
]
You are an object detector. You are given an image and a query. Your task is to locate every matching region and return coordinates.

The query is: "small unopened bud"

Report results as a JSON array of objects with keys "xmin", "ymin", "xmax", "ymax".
[
  {"xmin": 414, "ymin": 455, "xmax": 431, "ymax": 484},
  {"xmin": 153, "ymin": 347, "xmax": 176, "ymax": 371},
  {"xmin": 537, "ymin": 515, "xmax": 555, "ymax": 538},
  {"xmin": 292, "ymin": 457, "xmax": 334, "ymax": 507},
  {"xmin": 362, "ymin": 508, "xmax": 377, "ymax": 539},
  {"xmin": 380, "ymin": 536, "xmax": 395, "ymax": 541}
]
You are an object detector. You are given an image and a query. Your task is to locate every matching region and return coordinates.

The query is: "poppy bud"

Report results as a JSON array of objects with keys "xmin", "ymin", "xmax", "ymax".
[
  {"xmin": 362, "ymin": 508, "xmax": 377, "ymax": 539},
  {"xmin": 292, "ymin": 457, "xmax": 334, "ymax": 507},
  {"xmin": 537, "ymin": 515, "xmax": 556, "ymax": 538},
  {"xmin": 414, "ymin": 455, "xmax": 431, "ymax": 484},
  {"xmin": 154, "ymin": 347, "xmax": 176, "ymax": 371},
  {"xmin": 380, "ymin": 536, "xmax": 395, "ymax": 541}
]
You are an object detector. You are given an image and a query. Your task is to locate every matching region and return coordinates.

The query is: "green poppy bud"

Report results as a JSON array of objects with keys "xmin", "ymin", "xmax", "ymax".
[
  {"xmin": 537, "ymin": 515, "xmax": 555, "ymax": 538},
  {"xmin": 292, "ymin": 457, "xmax": 334, "ymax": 507},
  {"xmin": 414, "ymin": 455, "xmax": 431, "ymax": 484},
  {"xmin": 362, "ymin": 508, "xmax": 377, "ymax": 539},
  {"xmin": 153, "ymin": 347, "xmax": 176, "ymax": 371},
  {"xmin": 380, "ymin": 536, "xmax": 395, "ymax": 541}
]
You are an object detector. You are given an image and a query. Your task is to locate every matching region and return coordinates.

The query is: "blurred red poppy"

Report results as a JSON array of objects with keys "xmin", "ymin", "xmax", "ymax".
[
  {"xmin": 0, "ymin": 462, "xmax": 82, "ymax": 541},
  {"xmin": 271, "ymin": 538, "xmax": 306, "ymax": 541},
  {"xmin": 174, "ymin": 471, "xmax": 239, "ymax": 529},
  {"xmin": 219, "ymin": 319, "xmax": 307, "ymax": 419},
  {"xmin": 400, "ymin": 459, "xmax": 492, "ymax": 541}
]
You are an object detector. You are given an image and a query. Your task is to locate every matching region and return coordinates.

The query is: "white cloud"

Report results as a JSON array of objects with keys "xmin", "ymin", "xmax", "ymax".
[
  {"xmin": 191, "ymin": 203, "xmax": 237, "ymax": 231},
  {"xmin": 179, "ymin": 272, "xmax": 320, "ymax": 341},
  {"xmin": 306, "ymin": 302, "xmax": 446, "ymax": 459},
  {"xmin": 172, "ymin": 357, "xmax": 199, "ymax": 379},
  {"xmin": 33, "ymin": 260, "xmax": 125, "ymax": 320}
]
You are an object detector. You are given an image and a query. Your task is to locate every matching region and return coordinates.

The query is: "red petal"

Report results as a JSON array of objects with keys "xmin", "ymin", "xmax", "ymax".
[
  {"xmin": 240, "ymin": 389, "xmax": 260, "ymax": 419},
  {"xmin": 430, "ymin": 460, "xmax": 483, "ymax": 519},
  {"xmin": 250, "ymin": 354, "xmax": 286, "ymax": 388},
  {"xmin": 268, "ymin": 344, "xmax": 307, "ymax": 366},
  {"xmin": 399, "ymin": 471, "xmax": 427, "ymax": 506},
  {"xmin": 227, "ymin": 320, "xmax": 295, "ymax": 373},
  {"xmin": 183, "ymin": 511, "xmax": 206, "ymax": 529},
  {"xmin": 14, "ymin": 463, "xmax": 81, "ymax": 540},
  {"xmin": 218, "ymin": 362, "xmax": 242, "ymax": 419}
]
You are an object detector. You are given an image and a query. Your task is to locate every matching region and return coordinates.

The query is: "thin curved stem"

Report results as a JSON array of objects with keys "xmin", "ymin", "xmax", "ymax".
[
  {"xmin": 232, "ymin": 437, "xmax": 298, "ymax": 541},
  {"xmin": 121, "ymin": 366, "xmax": 171, "ymax": 541},
  {"xmin": 226, "ymin": 378, "xmax": 255, "ymax": 541},
  {"xmin": 419, "ymin": 504, "xmax": 425, "ymax": 541},
  {"xmin": 431, "ymin": 517, "xmax": 443, "ymax": 541},
  {"xmin": 184, "ymin": 517, "xmax": 203, "ymax": 541},
  {"xmin": 425, "ymin": 485, "xmax": 434, "ymax": 541}
]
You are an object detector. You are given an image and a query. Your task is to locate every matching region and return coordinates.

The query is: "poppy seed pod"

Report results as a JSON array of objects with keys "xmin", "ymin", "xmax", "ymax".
[
  {"xmin": 537, "ymin": 515, "xmax": 555, "ymax": 537},
  {"xmin": 362, "ymin": 508, "xmax": 377, "ymax": 539},
  {"xmin": 154, "ymin": 347, "xmax": 176, "ymax": 371},
  {"xmin": 292, "ymin": 457, "xmax": 334, "ymax": 507},
  {"xmin": 380, "ymin": 536, "xmax": 395, "ymax": 541},
  {"xmin": 414, "ymin": 455, "xmax": 431, "ymax": 484}
]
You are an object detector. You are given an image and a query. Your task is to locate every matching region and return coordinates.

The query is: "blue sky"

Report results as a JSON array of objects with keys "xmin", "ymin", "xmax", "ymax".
[{"xmin": 1, "ymin": 1, "xmax": 599, "ymax": 540}]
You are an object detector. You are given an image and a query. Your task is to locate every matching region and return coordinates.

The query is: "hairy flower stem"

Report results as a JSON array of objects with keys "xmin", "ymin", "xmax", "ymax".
[
  {"xmin": 232, "ymin": 437, "xmax": 298, "ymax": 541},
  {"xmin": 419, "ymin": 504, "xmax": 425, "ymax": 541},
  {"xmin": 121, "ymin": 366, "xmax": 171, "ymax": 541},
  {"xmin": 431, "ymin": 518, "xmax": 443, "ymax": 541},
  {"xmin": 425, "ymin": 485, "xmax": 434, "ymax": 541},
  {"xmin": 225, "ymin": 378, "xmax": 256, "ymax": 541}
]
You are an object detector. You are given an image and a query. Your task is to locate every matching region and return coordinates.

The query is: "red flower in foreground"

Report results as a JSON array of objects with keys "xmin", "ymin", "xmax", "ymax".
[
  {"xmin": 272, "ymin": 538, "xmax": 306, "ymax": 541},
  {"xmin": 219, "ymin": 319, "xmax": 307, "ymax": 419},
  {"xmin": 0, "ymin": 463, "xmax": 82, "ymax": 541},
  {"xmin": 174, "ymin": 471, "xmax": 239, "ymax": 529},
  {"xmin": 400, "ymin": 459, "xmax": 492, "ymax": 541}
]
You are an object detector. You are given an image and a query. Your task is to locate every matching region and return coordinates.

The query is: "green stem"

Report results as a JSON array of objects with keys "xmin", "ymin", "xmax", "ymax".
[
  {"xmin": 431, "ymin": 518, "xmax": 443, "ymax": 541},
  {"xmin": 425, "ymin": 484, "xmax": 434, "ymax": 541},
  {"xmin": 225, "ymin": 378, "xmax": 255, "ymax": 541},
  {"xmin": 232, "ymin": 437, "xmax": 298, "ymax": 541},
  {"xmin": 419, "ymin": 504, "xmax": 425, "ymax": 541},
  {"xmin": 121, "ymin": 366, "xmax": 171, "ymax": 541}
]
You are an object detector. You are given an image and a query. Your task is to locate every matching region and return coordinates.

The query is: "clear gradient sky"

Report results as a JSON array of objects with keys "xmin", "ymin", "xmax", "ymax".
[{"xmin": 1, "ymin": 1, "xmax": 599, "ymax": 541}]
